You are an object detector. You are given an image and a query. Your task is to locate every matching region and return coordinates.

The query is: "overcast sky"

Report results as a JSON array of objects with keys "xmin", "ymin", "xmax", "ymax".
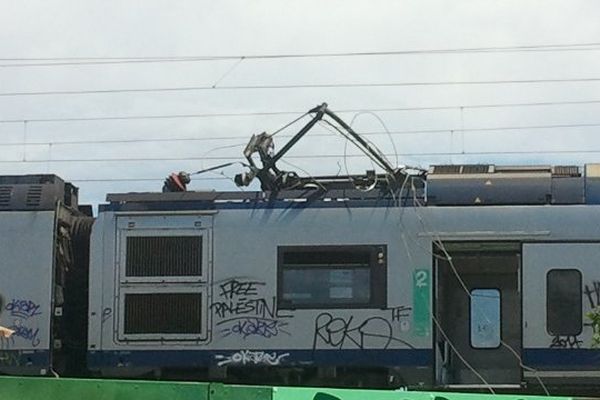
[{"xmin": 1, "ymin": 1, "xmax": 600, "ymax": 208}]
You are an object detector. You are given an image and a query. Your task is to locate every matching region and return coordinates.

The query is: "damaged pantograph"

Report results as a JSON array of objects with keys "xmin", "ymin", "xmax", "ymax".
[{"xmin": 163, "ymin": 103, "xmax": 424, "ymax": 194}]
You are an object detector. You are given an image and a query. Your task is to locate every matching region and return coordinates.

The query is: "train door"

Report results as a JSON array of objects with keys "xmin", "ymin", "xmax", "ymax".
[{"xmin": 435, "ymin": 243, "xmax": 522, "ymax": 388}]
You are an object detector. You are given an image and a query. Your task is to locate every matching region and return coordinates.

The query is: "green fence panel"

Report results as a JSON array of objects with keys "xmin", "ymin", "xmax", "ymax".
[
  {"xmin": 272, "ymin": 386, "xmax": 575, "ymax": 400},
  {"xmin": 209, "ymin": 383, "xmax": 272, "ymax": 400},
  {"xmin": 0, "ymin": 377, "xmax": 586, "ymax": 400},
  {"xmin": 0, "ymin": 376, "xmax": 210, "ymax": 400}
]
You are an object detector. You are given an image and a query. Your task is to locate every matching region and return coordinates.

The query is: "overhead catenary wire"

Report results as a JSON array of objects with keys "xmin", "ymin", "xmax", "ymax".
[
  {"xmin": 3, "ymin": 40, "xmax": 600, "ymax": 67},
  {"xmin": 2, "ymin": 77, "xmax": 600, "ymax": 97},
  {"xmin": 3, "ymin": 121, "xmax": 600, "ymax": 149},
  {"xmin": 2, "ymin": 98, "xmax": 600, "ymax": 124},
  {"xmin": 7, "ymin": 148, "xmax": 600, "ymax": 164}
]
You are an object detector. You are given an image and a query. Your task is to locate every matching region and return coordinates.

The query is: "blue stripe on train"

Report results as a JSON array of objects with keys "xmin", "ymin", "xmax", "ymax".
[
  {"xmin": 0, "ymin": 349, "xmax": 50, "ymax": 368},
  {"xmin": 87, "ymin": 349, "xmax": 432, "ymax": 368},
  {"xmin": 523, "ymin": 349, "xmax": 600, "ymax": 367},
  {"xmin": 89, "ymin": 348, "xmax": 600, "ymax": 369}
]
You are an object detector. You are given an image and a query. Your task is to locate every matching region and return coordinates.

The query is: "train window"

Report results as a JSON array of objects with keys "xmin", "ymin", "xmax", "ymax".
[
  {"xmin": 125, "ymin": 236, "xmax": 202, "ymax": 277},
  {"xmin": 124, "ymin": 293, "xmax": 202, "ymax": 334},
  {"xmin": 470, "ymin": 289, "xmax": 501, "ymax": 349},
  {"xmin": 547, "ymin": 269, "xmax": 582, "ymax": 336},
  {"xmin": 277, "ymin": 245, "xmax": 386, "ymax": 309}
]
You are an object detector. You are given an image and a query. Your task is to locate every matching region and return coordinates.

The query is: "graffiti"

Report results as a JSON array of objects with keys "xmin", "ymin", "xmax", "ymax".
[
  {"xmin": 8, "ymin": 322, "xmax": 40, "ymax": 347},
  {"xmin": 390, "ymin": 305, "xmax": 412, "ymax": 322},
  {"xmin": 211, "ymin": 297, "xmax": 276, "ymax": 319},
  {"xmin": 0, "ymin": 296, "xmax": 41, "ymax": 348},
  {"xmin": 4, "ymin": 299, "xmax": 42, "ymax": 320},
  {"xmin": 584, "ymin": 281, "xmax": 600, "ymax": 309},
  {"xmin": 217, "ymin": 317, "xmax": 290, "ymax": 339},
  {"xmin": 549, "ymin": 335, "xmax": 582, "ymax": 349},
  {"xmin": 211, "ymin": 278, "xmax": 291, "ymax": 340},
  {"xmin": 313, "ymin": 312, "xmax": 415, "ymax": 350},
  {"xmin": 219, "ymin": 279, "xmax": 265, "ymax": 299},
  {"xmin": 210, "ymin": 278, "xmax": 277, "ymax": 319},
  {"xmin": 214, "ymin": 350, "xmax": 290, "ymax": 367}
]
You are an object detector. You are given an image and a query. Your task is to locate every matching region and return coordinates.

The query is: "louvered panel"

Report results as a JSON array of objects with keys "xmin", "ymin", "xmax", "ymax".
[
  {"xmin": 462, "ymin": 164, "xmax": 491, "ymax": 174},
  {"xmin": 0, "ymin": 186, "xmax": 13, "ymax": 208},
  {"xmin": 125, "ymin": 236, "xmax": 202, "ymax": 277},
  {"xmin": 25, "ymin": 185, "xmax": 43, "ymax": 207},
  {"xmin": 552, "ymin": 165, "xmax": 580, "ymax": 177},
  {"xmin": 124, "ymin": 293, "xmax": 202, "ymax": 334},
  {"xmin": 432, "ymin": 165, "xmax": 461, "ymax": 174}
]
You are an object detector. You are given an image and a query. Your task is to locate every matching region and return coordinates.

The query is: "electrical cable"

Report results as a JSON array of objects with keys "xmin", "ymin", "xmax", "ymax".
[
  {"xmin": 2, "ymin": 77, "xmax": 600, "ymax": 97},
  {"xmin": 2, "ymin": 98, "xmax": 600, "ymax": 124},
  {"xmin": 278, "ymin": 159, "xmax": 327, "ymax": 191},
  {"xmin": 3, "ymin": 40, "xmax": 600, "ymax": 67},
  {"xmin": 350, "ymin": 111, "xmax": 400, "ymax": 168},
  {"xmin": 270, "ymin": 111, "xmax": 310, "ymax": 136},
  {"xmin": 320, "ymin": 120, "xmax": 379, "ymax": 191},
  {"xmin": 4, "ymin": 120, "xmax": 600, "ymax": 149},
  {"xmin": 7, "ymin": 146, "xmax": 600, "ymax": 164}
]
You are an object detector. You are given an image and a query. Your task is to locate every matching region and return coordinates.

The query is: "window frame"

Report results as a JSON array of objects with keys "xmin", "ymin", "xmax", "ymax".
[
  {"xmin": 469, "ymin": 287, "xmax": 502, "ymax": 350},
  {"xmin": 277, "ymin": 245, "xmax": 387, "ymax": 310},
  {"xmin": 546, "ymin": 268, "xmax": 583, "ymax": 336}
]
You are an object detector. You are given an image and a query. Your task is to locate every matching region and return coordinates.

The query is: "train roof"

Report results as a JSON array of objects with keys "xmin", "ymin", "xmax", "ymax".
[
  {"xmin": 0, "ymin": 174, "xmax": 80, "ymax": 211},
  {"xmin": 99, "ymin": 163, "xmax": 600, "ymax": 212}
]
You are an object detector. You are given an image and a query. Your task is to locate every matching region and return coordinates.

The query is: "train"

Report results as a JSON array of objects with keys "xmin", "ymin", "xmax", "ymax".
[{"xmin": 2, "ymin": 105, "xmax": 600, "ymax": 394}]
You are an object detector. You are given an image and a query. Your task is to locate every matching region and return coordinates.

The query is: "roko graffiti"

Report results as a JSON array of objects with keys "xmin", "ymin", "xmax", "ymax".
[
  {"xmin": 214, "ymin": 350, "xmax": 290, "ymax": 367},
  {"xmin": 312, "ymin": 312, "xmax": 415, "ymax": 350}
]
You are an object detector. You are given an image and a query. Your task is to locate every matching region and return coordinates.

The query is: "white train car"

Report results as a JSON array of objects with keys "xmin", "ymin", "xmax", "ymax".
[{"xmin": 87, "ymin": 164, "xmax": 600, "ymax": 391}]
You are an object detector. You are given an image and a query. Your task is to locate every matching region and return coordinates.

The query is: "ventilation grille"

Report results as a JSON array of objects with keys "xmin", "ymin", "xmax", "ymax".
[
  {"xmin": 462, "ymin": 165, "xmax": 491, "ymax": 174},
  {"xmin": 25, "ymin": 185, "xmax": 43, "ymax": 207},
  {"xmin": 124, "ymin": 293, "xmax": 202, "ymax": 334},
  {"xmin": 432, "ymin": 165, "xmax": 492, "ymax": 175},
  {"xmin": 552, "ymin": 165, "xmax": 580, "ymax": 177},
  {"xmin": 126, "ymin": 236, "xmax": 202, "ymax": 277},
  {"xmin": 432, "ymin": 165, "xmax": 462, "ymax": 174},
  {"xmin": 0, "ymin": 186, "xmax": 13, "ymax": 208}
]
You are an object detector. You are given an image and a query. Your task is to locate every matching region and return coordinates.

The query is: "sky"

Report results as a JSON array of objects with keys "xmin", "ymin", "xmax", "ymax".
[{"xmin": 1, "ymin": 1, "xmax": 600, "ymax": 208}]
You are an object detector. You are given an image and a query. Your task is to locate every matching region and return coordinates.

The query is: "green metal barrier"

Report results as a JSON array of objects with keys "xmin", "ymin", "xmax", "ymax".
[
  {"xmin": 0, "ymin": 376, "xmax": 580, "ymax": 400},
  {"xmin": 271, "ymin": 386, "xmax": 577, "ymax": 400},
  {"xmin": 0, "ymin": 376, "xmax": 211, "ymax": 400}
]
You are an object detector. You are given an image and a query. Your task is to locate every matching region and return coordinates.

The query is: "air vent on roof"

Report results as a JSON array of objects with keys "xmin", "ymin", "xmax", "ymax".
[
  {"xmin": 25, "ymin": 185, "xmax": 43, "ymax": 207},
  {"xmin": 552, "ymin": 166, "xmax": 580, "ymax": 177},
  {"xmin": 431, "ymin": 165, "xmax": 493, "ymax": 175},
  {"xmin": 432, "ymin": 165, "xmax": 461, "ymax": 174},
  {"xmin": 0, "ymin": 186, "xmax": 13, "ymax": 208},
  {"xmin": 462, "ymin": 165, "xmax": 492, "ymax": 174}
]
